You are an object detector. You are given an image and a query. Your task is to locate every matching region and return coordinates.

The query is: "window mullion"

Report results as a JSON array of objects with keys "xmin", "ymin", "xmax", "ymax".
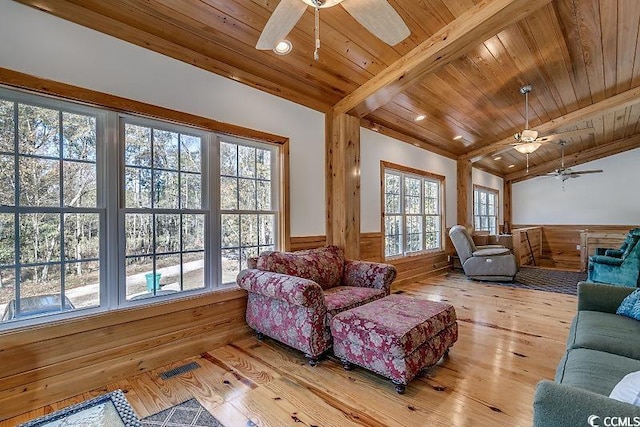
[
  {"xmin": 58, "ymin": 110, "xmax": 66, "ymax": 310},
  {"xmin": 12, "ymin": 100, "xmax": 20, "ymax": 317}
]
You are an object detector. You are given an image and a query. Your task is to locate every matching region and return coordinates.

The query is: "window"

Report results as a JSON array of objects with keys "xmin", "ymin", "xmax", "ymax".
[
  {"xmin": 121, "ymin": 119, "xmax": 209, "ymax": 301},
  {"xmin": 0, "ymin": 86, "xmax": 282, "ymax": 328},
  {"xmin": 473, "ymin": 185, "xmax": 499, "ymax": 235},
  {"xmin": 0, "ymin": 91, "xmax": 104, "ymax": 322},
  {"xmin": 220, "ymin": 138, "xmax": 278, "ymax": 284},
  {"xmin": 383, "ymin": 163, "xmax": 444, "ymax": 258}
]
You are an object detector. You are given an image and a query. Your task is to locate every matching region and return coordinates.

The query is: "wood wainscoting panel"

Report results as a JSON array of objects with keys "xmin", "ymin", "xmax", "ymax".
[
  {"xmin": 289, "ymin": 236, "xmax": 327, "ymax": 252},
  {"xmin": 0, "ymin": 289, "xmax": 251, "ymax": 421},
  {"xmin": 514, "ymin": 224, "xmax": 636, "ymax": 271},
  {"xmin": 360, "ymin": 232, "xmax": 383, "ymax": 262}
]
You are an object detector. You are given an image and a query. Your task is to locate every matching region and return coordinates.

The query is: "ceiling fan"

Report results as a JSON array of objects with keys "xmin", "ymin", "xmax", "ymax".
[
  {"xmin": 511, "ymin": 85, "xmax": 595, "ymax": 153},
  {"xmin": 256, "ymin": 0, "xmax": 410, "ymax": 60},
  {"xmin": 544, "ymin": 141, "xmax": 603, "ymax": 182}
]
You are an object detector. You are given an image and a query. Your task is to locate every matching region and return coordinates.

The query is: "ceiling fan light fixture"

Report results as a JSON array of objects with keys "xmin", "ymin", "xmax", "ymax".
[
  {"xmin": 273, "ymin": 39, "xmax": 293, "ymax": 55},
  {"xmin": 301, "ymin": 0, "xmax": 345, "ymax": 8},
  {"xmin": 414, "ymin": 114, "xmax": 426, "ymax": 121},
  {"xmin": 519, "ymin": 129, "xmax": 539, "ymax": 142},
  {"xmin": 514, "ymin": 141, "xmax": 542, "ymax": 154}
]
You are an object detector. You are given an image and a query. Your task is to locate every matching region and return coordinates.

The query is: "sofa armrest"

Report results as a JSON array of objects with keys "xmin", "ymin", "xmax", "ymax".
[
  {"xmin": 577, "ymin": 282, "xmax": 635, "ymax": 313},
  {"xmin": 533, "ymin": 380, "xmax": 640, "ymax": 427},
  {"xmin": 342, "ymin": 260, "xmax": 397, "ymax": 294},
  {"xmin": 237, "ymin": 269, "xmax": 324, "ymax": 307}
]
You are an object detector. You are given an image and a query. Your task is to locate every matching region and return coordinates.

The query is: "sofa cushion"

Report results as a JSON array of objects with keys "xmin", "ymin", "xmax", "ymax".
[
  {"xmin": 567, "ymin": 310, "xmax": 640, "ymax": 360},
  {"xmin": 324, "ymin": 286, "xmax": 386, "ymax": 319},
  {"xmin": 256, "ymin": 246, "xmax": 345, "ymax": 290},
  {"xmin": 555, "ymin": 349, "xmax": 640, "ymax": 396}
]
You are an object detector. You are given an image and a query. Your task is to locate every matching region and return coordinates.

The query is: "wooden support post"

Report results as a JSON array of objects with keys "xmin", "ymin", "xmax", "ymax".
[
  {"xmin": 326, "ymin": 110, "xmax": 361, "ymax": 259},
  {"xmin": 503, "ymin": 180, "xmax": 512, "ymax": 233},
  {"xmin": 457, "ymin": 159, "xmax": 473, "ymax": 229}
]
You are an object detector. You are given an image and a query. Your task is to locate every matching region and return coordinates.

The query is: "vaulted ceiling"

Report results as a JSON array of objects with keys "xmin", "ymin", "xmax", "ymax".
[{"xmin": 17, "ymin": 0, "xmax": 640, "ymax": 181}]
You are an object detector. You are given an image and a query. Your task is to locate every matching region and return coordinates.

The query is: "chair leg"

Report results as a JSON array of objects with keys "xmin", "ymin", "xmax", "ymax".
[
  {"xmin": 392, "ymin": 380, "xmax": 406, "ymax": 394},
  {"xmin": 340, "ymin": 358, "xmax": 354, "ymax": 371},
  {"xmin": 305, "ymin": 355, "xmax": 318, "ymax": 367}
]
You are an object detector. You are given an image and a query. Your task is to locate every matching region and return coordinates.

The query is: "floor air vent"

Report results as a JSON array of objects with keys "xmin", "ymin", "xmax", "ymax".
[{"xmin": 159, "ymin": 361, "xmax": 201, "ymax": 380}]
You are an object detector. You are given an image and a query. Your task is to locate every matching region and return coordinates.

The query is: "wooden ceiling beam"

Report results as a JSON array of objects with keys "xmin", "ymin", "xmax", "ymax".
[
  {"xmin": 332, "ymin": 0, "xmax": 552, "ymax": 118},
  {"xmin": 461, "ymin": 85, "xmax": 640, "ymax": 162},
  {"xmin": 504, "ymin": 133, "xmax": 640, "ymax": 183}
]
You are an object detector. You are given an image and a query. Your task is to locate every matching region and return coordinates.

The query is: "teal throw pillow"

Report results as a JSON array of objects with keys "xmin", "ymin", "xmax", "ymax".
[{"xmin": 617, "ymin": 289, "xmax": 640, "ymax": 318}]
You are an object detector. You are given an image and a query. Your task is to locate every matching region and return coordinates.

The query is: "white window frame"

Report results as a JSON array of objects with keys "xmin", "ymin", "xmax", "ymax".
[
  {"xmin": 117, "ymin": 115, "xmax": 215, "ymax": 307},
  {"xmin": 382, "ymin": 163, "xmax": 444, "ymax": 259},
  {"xmin": 473, "ymin": 185, "xmax": 499, "ymax": 235},
  {"xmin": 0, "ymin": 87, "xmax": 109, "ymax": 322}
]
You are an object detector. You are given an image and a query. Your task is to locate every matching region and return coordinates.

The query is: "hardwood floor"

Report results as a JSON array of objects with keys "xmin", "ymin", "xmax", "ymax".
[{"xmin": 2, "ymin": 273, "xmax": 577, "ymax": 427}]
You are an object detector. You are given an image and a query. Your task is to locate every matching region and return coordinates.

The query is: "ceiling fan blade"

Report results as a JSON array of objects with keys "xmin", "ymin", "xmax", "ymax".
[
  {"xmin": 567, "ymin": 169, "xmax": 604, "ymax": 175},
  {"xmin": 341, "ymin": 0, "xmax": 410, "ymax": 46},
  {"xmin": 535, "ymin": 127, "xmax": 595, "ymax": 143},
  {"xmin": 256, "ymin": 0, "xmax": 307, "ymax": 50}
]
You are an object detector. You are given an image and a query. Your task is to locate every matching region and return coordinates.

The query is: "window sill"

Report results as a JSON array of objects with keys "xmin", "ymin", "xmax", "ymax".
[
  {"xmin": 0, "ymin": 286, "xmax": 246, "ymax": 341},
  {"xmin": 385, "ymin": 249, "xmax": 445, "ymax": 262}
]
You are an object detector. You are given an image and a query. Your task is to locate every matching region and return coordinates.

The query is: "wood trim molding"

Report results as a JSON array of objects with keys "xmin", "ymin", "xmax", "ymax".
[
  {"xmin": 279, "ymin": 139, "xmax": 291, "ymax": 251},
  {"xmin": 332, "ymin": 0, "xmax": 552, "ymax": 117},
  {"xmin": 504, "ymin": 133, "xmax": 640, "ymax": 182},
  {"xmin": 462, "ymin": 85, "xmax": 640, "ymax": 162},
  {"xmin": 380, "ymin": 161, "xmax": 446, "ymax": 182},
  {"xmin": 0, "ymin": 67, "xmax": 288, "ymax": 144}
]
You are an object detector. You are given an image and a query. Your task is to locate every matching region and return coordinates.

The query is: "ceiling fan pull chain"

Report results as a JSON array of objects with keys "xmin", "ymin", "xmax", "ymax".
[
  {"xmin": 526, "ymin": 153, "xmax": 530, "ymax": 173},
  {"xmin": 314, "ymin": 6, "xmax": 320, "ymax": 61}
]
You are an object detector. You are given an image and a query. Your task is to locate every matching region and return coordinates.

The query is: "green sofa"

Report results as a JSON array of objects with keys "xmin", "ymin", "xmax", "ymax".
[{"xmin": 533, "ymin": 282, "xmax": 640, "ymax": 426}]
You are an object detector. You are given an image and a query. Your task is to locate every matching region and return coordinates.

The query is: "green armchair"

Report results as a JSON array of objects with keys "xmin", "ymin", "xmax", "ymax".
[
  {"xmin": 596, "ymin": 228, "xmax": 640, "ymax": 258},
  {"xmin": 588, "ymin": 231, "xmax": 640, "ymax": 287}
]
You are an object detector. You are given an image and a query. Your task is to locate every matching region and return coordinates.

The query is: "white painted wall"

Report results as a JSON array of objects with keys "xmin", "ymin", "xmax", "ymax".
[
  {"xmin": 360, "ymin": 128, "xmax": 458, "ymax": 233},
  {"xmin": 513, "ymin": 148, "xmax": 640, "ymax": 225},
  {"xmin": 472, "ymin": 168, "xmax": 504, "ymax": 226},
  {"xmin": 0, "ymin": 1, "xmax": 325, "ymax": 236}
]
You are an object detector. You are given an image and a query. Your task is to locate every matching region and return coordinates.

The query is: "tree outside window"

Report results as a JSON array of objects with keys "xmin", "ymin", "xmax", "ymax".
[
  {"xmin": 0, "ymin": 87, "xmax": 282, "ymax": 328},
  {"xmin": 383, "ymin": 163, "xmax": 443, "ymax": 258},
  {"xmin": 473, "ymin": 185, "xmax": 499, "ymax": 235}
]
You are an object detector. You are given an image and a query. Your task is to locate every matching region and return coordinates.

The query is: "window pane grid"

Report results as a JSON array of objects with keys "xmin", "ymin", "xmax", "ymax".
[
  {"xmin": 384, "ymin": 168, "xmax": 442, "ymax": 258},
  {"xmin": 1, "ymin": 88, "xmax": 282, "ymax": 328},
  {"xmin": 1, "ymin": 96, "xmax": 101, "ymax": 322},
  {"xmin": 123, "ymin": 121, "xmax": 205, "ymax": 301},
  {"xmin": 473, "ymin": 187, "xmax": 498, "ymax": 235},
  {"xmin": 220, "ymin": 140, "xmax": 278, "ymax": 285}
]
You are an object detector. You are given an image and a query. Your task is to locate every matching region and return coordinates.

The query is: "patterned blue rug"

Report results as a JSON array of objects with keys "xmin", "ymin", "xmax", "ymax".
[{"xmin": 452, "ymin": 266, "xmax": 586, "ymax": 296}]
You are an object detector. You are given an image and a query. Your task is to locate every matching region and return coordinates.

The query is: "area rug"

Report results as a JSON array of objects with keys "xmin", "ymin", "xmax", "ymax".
[
  {"xmin": 452, "ymin": 266, "xmax": 587, "ymax": 296},
  {"xmin": 141, "ymin": 399, "xmax": 224, "ymax": 427}
]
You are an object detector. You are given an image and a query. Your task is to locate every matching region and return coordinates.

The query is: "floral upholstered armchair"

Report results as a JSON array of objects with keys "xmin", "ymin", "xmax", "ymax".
[{"xmin": 236, "ymin": 246, "xmax": 397, "ymax": 366}]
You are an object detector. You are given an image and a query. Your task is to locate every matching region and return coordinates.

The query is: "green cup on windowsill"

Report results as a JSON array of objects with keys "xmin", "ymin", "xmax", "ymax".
[{"xmin": 144, "ymin": 272, "xmax": 162, "ymax": 292}]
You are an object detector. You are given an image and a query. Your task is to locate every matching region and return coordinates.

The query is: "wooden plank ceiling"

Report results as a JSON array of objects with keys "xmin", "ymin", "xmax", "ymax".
[{"xmin": 16, "ymin": 0, "xmax": 640, "ymax": 180}]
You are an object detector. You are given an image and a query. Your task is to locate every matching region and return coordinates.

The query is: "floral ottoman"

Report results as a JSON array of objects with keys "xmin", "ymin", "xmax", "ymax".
[{"xmin": 330, "ymin": 294, "xmax": 458, "ymax": 393}]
